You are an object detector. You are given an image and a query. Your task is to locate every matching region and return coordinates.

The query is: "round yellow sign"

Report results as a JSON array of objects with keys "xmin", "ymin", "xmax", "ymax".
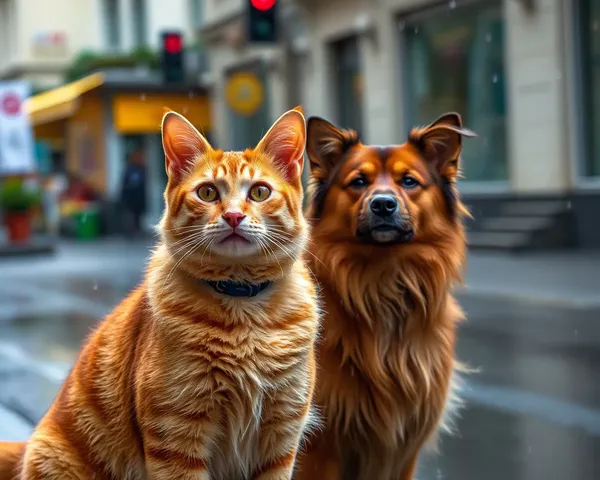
[{"xmin": 225, "ymin": 72, "xmax": 264, "ymax": 116}]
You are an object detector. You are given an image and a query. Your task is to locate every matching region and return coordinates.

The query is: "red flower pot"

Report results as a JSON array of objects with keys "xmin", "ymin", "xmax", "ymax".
[{"xmin": 4, "ymin": 211, "xmax": 31, "ymax": 243}]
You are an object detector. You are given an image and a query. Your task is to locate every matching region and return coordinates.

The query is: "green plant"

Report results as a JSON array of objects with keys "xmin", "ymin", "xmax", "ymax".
[
  {"xmin": 64, "ymin": 47, "xmax": 160, "ymax": 82},
  {"xmin": 0, "ymin": 179, "xmax": 42, "ymax": 213}
]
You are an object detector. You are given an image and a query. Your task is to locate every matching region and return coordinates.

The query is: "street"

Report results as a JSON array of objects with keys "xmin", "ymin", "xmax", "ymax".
[{"xmin": 1, "ymin": 239, "xmax": 599, "ymax": 479}]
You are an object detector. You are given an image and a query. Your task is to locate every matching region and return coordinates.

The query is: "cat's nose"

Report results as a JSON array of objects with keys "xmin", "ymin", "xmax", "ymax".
[{"xmin": 223, "ymin": 211, "xmax": 246, "ymax": 229}]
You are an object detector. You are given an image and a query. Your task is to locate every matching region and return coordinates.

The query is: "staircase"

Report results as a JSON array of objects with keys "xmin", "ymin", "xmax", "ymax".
[{"xmin": 467, "ymin": 200, "xmax": 573, "ymax": 251}]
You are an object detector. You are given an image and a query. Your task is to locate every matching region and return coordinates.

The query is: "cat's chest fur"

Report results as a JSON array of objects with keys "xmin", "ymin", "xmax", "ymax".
[{"xmin": 141, "ymin": 293, "xmax": 315, "ymax": 479}]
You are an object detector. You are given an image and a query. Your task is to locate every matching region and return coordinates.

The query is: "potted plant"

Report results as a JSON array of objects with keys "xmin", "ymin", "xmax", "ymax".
[{"xmin": 0, "ymin": 178, "xmax": 41, "ymax": 243}]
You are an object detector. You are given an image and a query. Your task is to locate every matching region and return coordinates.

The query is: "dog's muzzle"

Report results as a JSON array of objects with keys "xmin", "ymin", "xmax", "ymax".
[{"xmin": 356, "ymin": 194, "xmax": 414, "ymax": 244}]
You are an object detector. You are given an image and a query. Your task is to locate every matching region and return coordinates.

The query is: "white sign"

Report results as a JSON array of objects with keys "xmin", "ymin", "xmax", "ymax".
[{"xmin": 0, "ymin": 81, "xmax": 36, "ymax": 174}]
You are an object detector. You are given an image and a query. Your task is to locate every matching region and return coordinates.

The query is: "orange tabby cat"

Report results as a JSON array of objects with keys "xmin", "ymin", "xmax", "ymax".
[{"xmin": 0, "ymin": 108, "xmax": 320, "ymax": 480}]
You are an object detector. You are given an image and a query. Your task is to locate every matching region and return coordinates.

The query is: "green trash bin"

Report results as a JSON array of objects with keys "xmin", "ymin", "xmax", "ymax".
[{"xmin": 73, "ymin": 205, "xmax": 100, "ymax": 240}]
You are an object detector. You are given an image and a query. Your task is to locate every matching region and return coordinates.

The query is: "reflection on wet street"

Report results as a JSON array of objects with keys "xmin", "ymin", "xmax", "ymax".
[{"xmin": 1, "ymin": 240, "xmax": 599, "ymax": 479}]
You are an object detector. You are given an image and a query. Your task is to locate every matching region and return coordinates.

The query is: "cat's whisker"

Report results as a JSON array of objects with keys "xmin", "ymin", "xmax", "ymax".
[
  {"xmin": 164, "ymin": 234, "xmax": 213, "ymax": 286},
  {"xmin": 266, "ymin": 231, "xmax": 327, "ymax": 268},
  {"xmin": 169, "ymin": 231, "xmax": 206, "ymax": 249},
  {"xmin": 200, "ymin": 237, "xmax": 217, "ymax": 265},
  {"xmin": 168, "ymin": 232, "xmax": 208, "ymax": 258},
  {"xmin": 256, "ymin": 237, "xmax": 284, "ymax": 278},
  {"xmin": 263, "ymin": 235, "xmax": 298, "ymax": 264}
]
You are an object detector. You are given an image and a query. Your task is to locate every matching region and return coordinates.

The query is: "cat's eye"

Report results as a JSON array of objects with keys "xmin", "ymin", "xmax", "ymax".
[
  {"xmin": 249, "ymin": 184, "xmax": 271, "ymax": 202},
  {"xmin": 197, "ymin": 184, "xmax": 219, "ymax": 202}
]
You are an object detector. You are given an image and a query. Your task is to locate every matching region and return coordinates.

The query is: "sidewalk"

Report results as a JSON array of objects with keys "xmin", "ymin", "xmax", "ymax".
[
  {"xmin": 0, "ymin": 404, "xmax": 32, "ymax": 441},
  {"xmin": 1, "ymin": 236, "xmax": 598, "ymax": 308},
  {"xmin": 459, "ymin": 250, "xmax": 600, "ymax": 309}
]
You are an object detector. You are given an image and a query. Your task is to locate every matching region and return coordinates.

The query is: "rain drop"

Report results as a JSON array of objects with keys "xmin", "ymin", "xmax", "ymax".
[
  {"xmin": 93, "ymin": 283, "xmax": 98, "ymax": 291},
  {"xmin": 140, "ymin": 93, "xmax": 146, "ymax": 101},
  {"xmin": 448, "ymin": 0, "xmax": 456, "ymax": 9},
  {"xmin": 486, "ymin": 32, "xmax": 492, "ymax": 43},
  {"xmin": 188, "ymin": 91, "xmax": 194, "ymax": 98},
  {"xmin": 593, "ymin": 21, "xmax": 599, "ymax": 32},
  {"xmin": 574, "ymin": 329, "xmax": 579, "ymax": 337},
  {"xmin": 492, "ymin": 74, "xmax": 499, "ymax": 84},
  {"xmin": 183, "ymin": 106, "xmax": 189, "ymax": 114},
  {"xmin": 566, "ymin": 201, "xmax": 572, "ymax": 210},
  {"xmin": 414, "ymin": 26, "xmax": 419, "ymax": 34},
  {"xmin": 437, "ymin": 469, "xmax": 444, "ymax": 479},
  {"xmin": 528, "ymin": 446, "xmax": 532, "ymax": 454},
  {"xmin": 398, "ymin": 20, "xmax": 406, "ymax": 32}
]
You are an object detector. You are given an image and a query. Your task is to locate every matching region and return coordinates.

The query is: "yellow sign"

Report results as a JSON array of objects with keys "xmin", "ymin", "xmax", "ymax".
[{"xmin": 225, "ymin": 72, "xmax": 264, "ymax": 116}]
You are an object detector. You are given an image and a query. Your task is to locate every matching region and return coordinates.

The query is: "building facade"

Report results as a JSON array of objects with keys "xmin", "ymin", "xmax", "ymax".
[
  {"xmin": 0, "ymin": 0, "xmax": 198, "ymax": 91},
  {"xmin": 1, "ymin": 0, "xmax": 209, "ymax": 231},
  {"xmin": 210, "ymin": 0, "xmax": 597, "ymax": 249}
]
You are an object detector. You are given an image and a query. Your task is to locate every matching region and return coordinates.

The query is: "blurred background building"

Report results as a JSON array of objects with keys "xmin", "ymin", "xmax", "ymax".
[{"xmin": 0, "ymin": 0, "xmax": 599, "ymax": 250}]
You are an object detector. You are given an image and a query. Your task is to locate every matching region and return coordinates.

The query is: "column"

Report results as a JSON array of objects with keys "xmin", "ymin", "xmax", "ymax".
[{"xmin": 505, "ymin": 0, "xmax": 571, "ymax": 192}]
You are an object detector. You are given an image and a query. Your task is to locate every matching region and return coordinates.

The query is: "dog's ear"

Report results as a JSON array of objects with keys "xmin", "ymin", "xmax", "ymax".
[
  {"xmin": 408, "ymin": 112, "xmax": 476, "ymax": 181},
  {"xmin": 307, "ymin": 117, "xmax": 359, "ymax": 179}
]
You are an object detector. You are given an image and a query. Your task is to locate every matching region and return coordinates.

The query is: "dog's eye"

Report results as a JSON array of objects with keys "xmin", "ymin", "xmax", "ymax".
[
  {"xmin": 349, "ymin": 177, "xmax": 367, "ymax": 188},
  {"xmin": 401, "ymin": 176, "xmax": 419, "ymax": 189}
]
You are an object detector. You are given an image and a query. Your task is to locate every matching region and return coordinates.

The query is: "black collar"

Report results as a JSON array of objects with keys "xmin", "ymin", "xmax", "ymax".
[{"xmin": 204, "ymin": 279, "xmax": 272, "ymax": 298}]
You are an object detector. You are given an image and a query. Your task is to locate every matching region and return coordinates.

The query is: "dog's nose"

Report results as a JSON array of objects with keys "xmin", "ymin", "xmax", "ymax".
[{"xmin": 370, "ymin": 195, "xmax": 398, "ymax": 217}]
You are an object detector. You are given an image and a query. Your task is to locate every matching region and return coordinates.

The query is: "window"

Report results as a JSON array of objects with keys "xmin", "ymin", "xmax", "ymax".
[
  {"xmin": 132, "ymin": 0, "xmax": 147, "ymax": 47},
  {"xmin": 579, "ymin": 0, "xmax": 600, "ymax": 177},
  {"xmin": 190, "ymin": 0, "xmax": 205, "ymax": 29},
  {"xmin": 402, "ymin": 1, "xmax": 507, "ymax": 182},
  {"xmin": 331, "ymin": 36, "xmax": 364, "ymax": 136},
  {"xmin": 103, "ymin": 0, "xmax": 121, "ymax": 49}
]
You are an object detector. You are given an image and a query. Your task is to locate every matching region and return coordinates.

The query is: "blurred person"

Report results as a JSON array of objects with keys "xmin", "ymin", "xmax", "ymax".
[{"xmin": 120, "ymin": 147, "xmax": 147, "ymax": 238}]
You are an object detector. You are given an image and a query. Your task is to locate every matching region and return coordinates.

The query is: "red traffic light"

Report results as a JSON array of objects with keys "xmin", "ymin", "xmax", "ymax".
[
  {"xmin": 164, "ymin": 33, "xmax": 182, "ymax": 54},
  {"xmin": 250, "ymin": 0, "xmax": 276, "ymax": 11}
]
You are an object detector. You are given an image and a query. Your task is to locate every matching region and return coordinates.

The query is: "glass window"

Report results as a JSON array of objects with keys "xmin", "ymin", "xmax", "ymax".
[
  {"xmin": 403, "ymin": 1, "xmax": 507, "ymax": 182},
  {"xmin": 331, "ymin": 36, "xmax": 364, "ymax": 136},
  {"xmin": 103, "ymin": 0, "xmax": 121, "ymax": 49},
  {"xmin": 579, "ymin": 0, "xmax": 600, "ymax": 176},
  {"xmin": 132, "ymin": 0, "xmax": 147, "ymax": 47}
]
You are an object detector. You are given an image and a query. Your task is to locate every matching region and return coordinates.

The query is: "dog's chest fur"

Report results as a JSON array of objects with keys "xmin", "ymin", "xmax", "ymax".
[{"xmin": 315, "ymin": 286, "xmax": 456, "ymax": 453}]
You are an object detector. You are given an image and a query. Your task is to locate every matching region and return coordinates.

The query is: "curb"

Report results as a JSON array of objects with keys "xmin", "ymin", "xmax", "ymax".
[{"xmin": 455, "ymin": 286, "xmax": 600, "ymax": 310}]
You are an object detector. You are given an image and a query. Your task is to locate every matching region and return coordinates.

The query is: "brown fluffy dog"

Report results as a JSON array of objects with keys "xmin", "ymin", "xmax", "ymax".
[{"xmin": 294, "ymin": 113, "xmax": 475, "ymax": 480}]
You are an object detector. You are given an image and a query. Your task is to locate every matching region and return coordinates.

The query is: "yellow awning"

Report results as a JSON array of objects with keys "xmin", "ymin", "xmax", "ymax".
[
  {"xmin": 112, "ymin": 93, "xmax": 211, "ymax": 134},
  {"xmin": 24, "ymin": 73, "xmax": 105, "ymax": 126}
]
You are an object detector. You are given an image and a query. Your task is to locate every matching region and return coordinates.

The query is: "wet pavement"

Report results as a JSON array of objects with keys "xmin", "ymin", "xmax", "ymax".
[{"xmin": 1, "ymin": 238, "xmax": 600, "ymax": 479}]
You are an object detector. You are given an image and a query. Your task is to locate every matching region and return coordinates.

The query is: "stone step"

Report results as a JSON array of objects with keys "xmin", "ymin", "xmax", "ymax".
[
  {"xmin": 467, "ymin": 231, "xmax": 530, "ymax": 251},
  {"xmin": 479, "ymin": 215, "xmax": 553, "ymax": 232},
  {"xmin": 501, "ymin": 200, "xmax": 569, "ymax": 217}
]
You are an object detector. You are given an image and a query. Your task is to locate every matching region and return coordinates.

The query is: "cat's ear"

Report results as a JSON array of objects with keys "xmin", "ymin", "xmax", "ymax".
[
  {"xmin": 161, "ymin": 111, "xmax": 211, "ymax": 179},
  {"xmin": 255, "ymin": 109, "xmax": 306, "ymax": 181}
]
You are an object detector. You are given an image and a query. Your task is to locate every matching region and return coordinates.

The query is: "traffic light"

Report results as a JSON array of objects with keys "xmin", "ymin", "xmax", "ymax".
[
  {"xmin": 247, "ymin": 0, "xmax": 277, "ymax": 43},
  {"xmin": 160, "ymin": 31, "xmax": 184, "ymax": 83}
]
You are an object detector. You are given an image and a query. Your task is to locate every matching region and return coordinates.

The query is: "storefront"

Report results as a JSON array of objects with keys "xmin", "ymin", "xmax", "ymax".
[
  {"xmin": 25, "ymin": 73, "xmax": 212, "ymax": 234},
  {"xmin": 401, "ymin": 0, "xmax": 507, "ymax": 184}
]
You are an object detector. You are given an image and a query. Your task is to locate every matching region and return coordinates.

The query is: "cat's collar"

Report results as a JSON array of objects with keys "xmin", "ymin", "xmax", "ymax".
[{"xmin": 203, "ymin": 279, "xmax": 272, "ymax": 298}]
